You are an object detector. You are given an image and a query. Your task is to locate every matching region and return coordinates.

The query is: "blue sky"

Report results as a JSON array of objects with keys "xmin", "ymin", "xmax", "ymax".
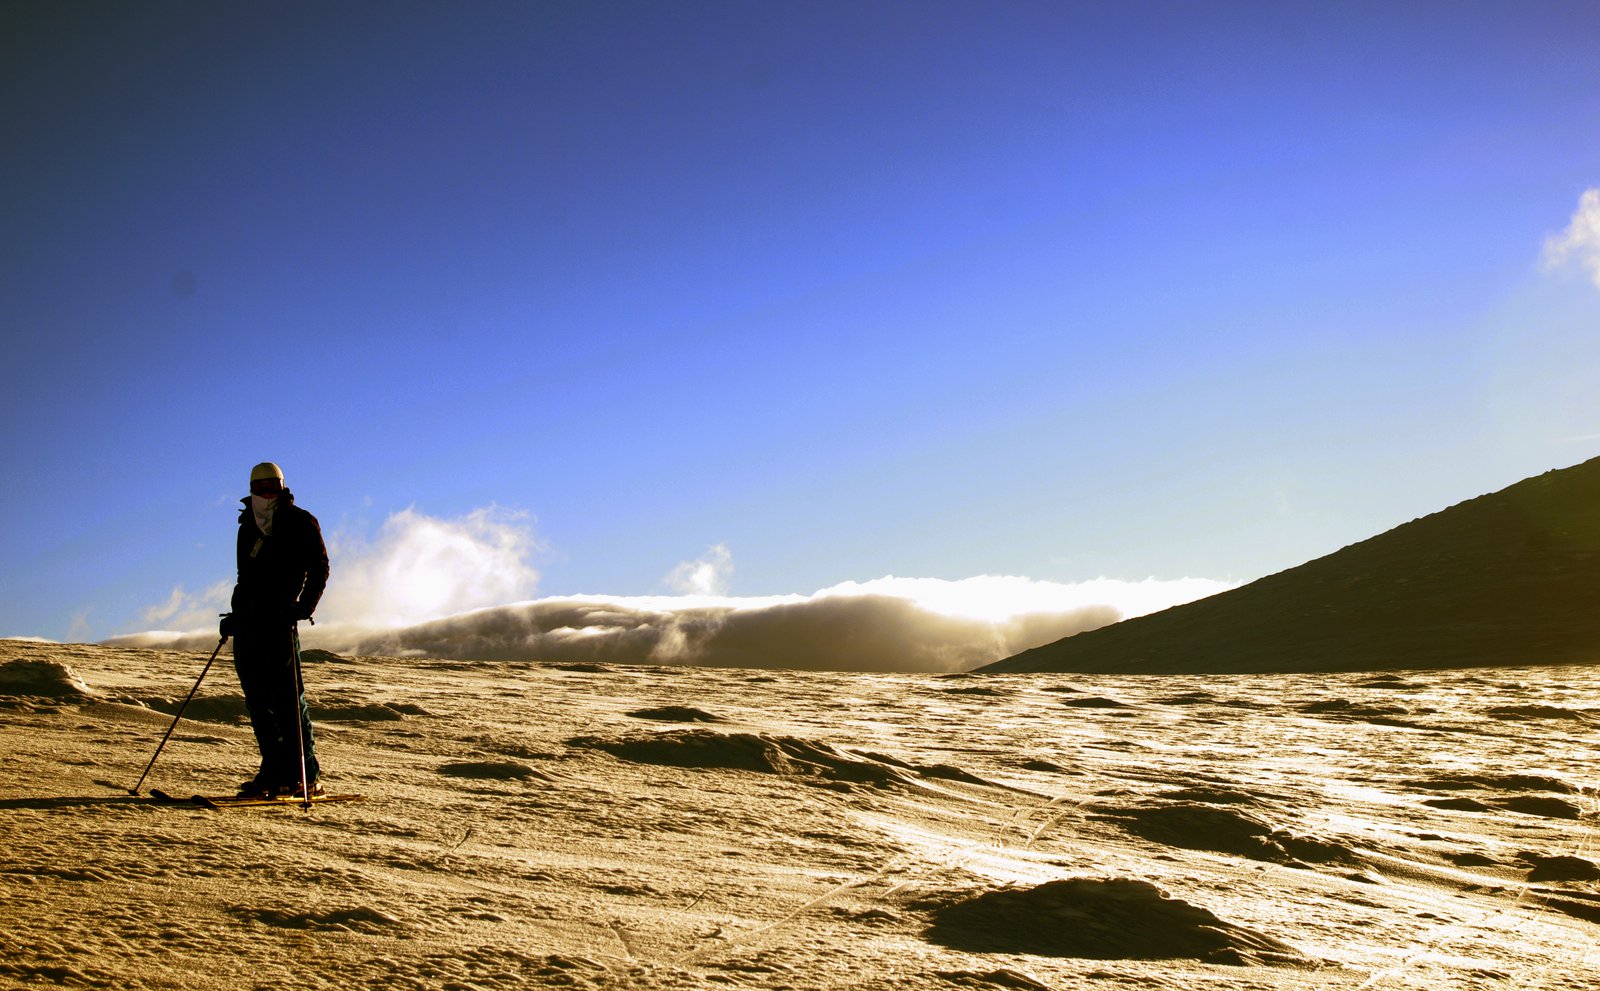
[{"xmin": 5, "ymin": 2, "xmax": 1600, "ymax": 649}]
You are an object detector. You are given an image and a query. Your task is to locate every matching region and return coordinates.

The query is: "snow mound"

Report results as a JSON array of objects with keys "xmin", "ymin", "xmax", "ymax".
[
  {"xmin": 625, "ymin": 705, "xmax": 720, "ymax": 722},
  {"xmin": 922, "ymin": 877, "xmax": 1316, "ymax": 966},
  {"xmin": 1428, "ymin": 771, "xmax": 1578, "ymax": 793},
  {"xmin": 1485, "ymin": 704, "xmax": 1597, "ymax": 722},
  {"xmin": 438, "ymin": 759, "xmax": 555, "ymax": 782},
  {"xmin": 1093, "ymin": 802, "xmax": 1357, "ymax": 865},
  {"xmin": 230, "ymin": 904, "xmax": 407, "ymax": 934},
  {"xmin": 0, "ymin": 658, "xmax": 95, "ymax": 698},
  {"xmin": 298, "ymin": 648, "xmax": 351, "ymax": 664},
  {"xmin": 1525, "ymin": 854, "xmax": 1600, "ymax": 882},
  {"xmin": 144, "ymin": 693, "xmax": 249, "ymax": 722},
  {"xmin": 1059, "ymin": 695, "xmax": 1135, "ymax": 709},
  {"xmin": 572, "ymin": 730, "xmax": 911, "ymax": 786},
  {"xmin": 311, "ymin": 701, "xmax": 427, "ymax": 722},
  {"xmin": 1500, "ymin": 795, "xmax": 1584, "ymax": 819},
  {"xmin": 570, "ymin": 729, "xmax": 1021, "ymax": 797}
]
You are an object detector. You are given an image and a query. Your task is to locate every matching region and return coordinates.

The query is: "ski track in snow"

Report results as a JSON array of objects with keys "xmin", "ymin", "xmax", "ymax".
[{"xmin": 2, "ymin": 640, "xmax": 1599, "ymax": 990}]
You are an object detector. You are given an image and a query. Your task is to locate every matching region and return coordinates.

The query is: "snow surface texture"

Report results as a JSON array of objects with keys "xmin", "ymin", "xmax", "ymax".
[{"xmin": 1, "ymin": 640, "xmax": 1597, "ymax": 990}]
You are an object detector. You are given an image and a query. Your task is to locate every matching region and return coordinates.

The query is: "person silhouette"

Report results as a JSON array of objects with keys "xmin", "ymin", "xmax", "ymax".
[{"xmin": 219, "ymin": 461, "xmax": 329, "ymax": 797}]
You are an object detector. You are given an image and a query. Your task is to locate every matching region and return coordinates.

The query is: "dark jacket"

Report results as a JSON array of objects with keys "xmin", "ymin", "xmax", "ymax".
[{"xmin": 231, "ymin": 489, "xmax": 330, "ymax": 621}]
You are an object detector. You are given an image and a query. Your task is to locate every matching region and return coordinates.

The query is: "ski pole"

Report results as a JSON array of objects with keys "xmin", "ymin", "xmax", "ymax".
[
  {"xmin": 290, "ymin": 620, "xmax": 311, "ymax": 809},
  {"xmin": 129, "ymin": 634, "xmax": 227, "ymax": 796}
]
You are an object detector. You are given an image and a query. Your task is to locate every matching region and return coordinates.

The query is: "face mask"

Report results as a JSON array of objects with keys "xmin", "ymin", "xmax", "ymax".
[{"xmin": 251, "ymin": 494, "xmax": 279, "ymax": 534}]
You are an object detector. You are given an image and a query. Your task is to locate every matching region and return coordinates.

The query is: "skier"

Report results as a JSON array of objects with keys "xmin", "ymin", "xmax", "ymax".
[{"xmin": 219, "ymin": 462, "xmax": 330, "ymax": 798}]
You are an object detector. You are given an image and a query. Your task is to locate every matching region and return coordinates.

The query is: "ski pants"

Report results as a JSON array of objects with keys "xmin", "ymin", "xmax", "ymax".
[{"xmin": 231, "ymin": 617, "xmax": 319, "ymax": 786}]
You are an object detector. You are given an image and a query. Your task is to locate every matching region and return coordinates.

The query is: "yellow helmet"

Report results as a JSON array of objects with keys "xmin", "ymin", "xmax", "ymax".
[{"xmin": 250, "ymin": 462, "xmax": 285, "ymax": 484}]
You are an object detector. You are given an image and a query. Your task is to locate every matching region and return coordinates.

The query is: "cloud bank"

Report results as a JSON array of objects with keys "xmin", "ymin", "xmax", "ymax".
[
  {"xmin": 110, "ymin": 506, "xmax": 1233, "ymax": 673},
  {"xmin": 1543, "ymin": 187, "xmax": 1600, "ymax": 290},
  {"xmin": 316, "ymin": 587, "xmax": 1131, "ymax": 673}
]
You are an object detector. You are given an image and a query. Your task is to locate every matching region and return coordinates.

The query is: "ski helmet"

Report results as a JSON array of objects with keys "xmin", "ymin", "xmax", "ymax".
[{"xmin": 250, "ymin": 462, "xmax": 285, "ymax": 485}]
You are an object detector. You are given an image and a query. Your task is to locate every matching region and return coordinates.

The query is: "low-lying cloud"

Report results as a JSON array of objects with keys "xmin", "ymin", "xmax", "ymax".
[
  {"xmin": 320, "ymin": 505, "xmax": 540, "ymax": 628},
  {"xmin": 314, "ymin": 589, "xmax": 1126, "ymax": 673},
  {"xmin": 1543, "ymin": 186, "xmax": 1600, "ymax": 290},
  {"xmin": 111, "ymin": 506, "xmax": 1233, "ymax": 673}
]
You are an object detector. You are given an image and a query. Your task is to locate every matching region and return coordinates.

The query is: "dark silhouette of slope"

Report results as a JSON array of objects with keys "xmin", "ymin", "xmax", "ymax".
[{"xmin": 982, "ymin": 457, "xmax": 1600, "ymax": 674}]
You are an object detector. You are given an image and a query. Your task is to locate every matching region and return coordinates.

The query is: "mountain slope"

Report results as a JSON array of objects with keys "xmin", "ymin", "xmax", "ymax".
[{"xmin": 982, "ymin": 457, "xmax": 1600, "ymax": 673}]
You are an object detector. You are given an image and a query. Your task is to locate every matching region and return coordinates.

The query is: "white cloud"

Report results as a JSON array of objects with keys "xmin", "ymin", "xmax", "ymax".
[
  {"xmin": 811, "ymin": 574, "xmax": 1232, "ymax": 625},
  {"xmin": 139, "ymin": 580, "xmax": 232, "ymax": 632},
  {"xmin": 317, "ymin": 505, "xmax": 540, "ymax": 628},
  {"xmin": 664, "ymin": 544, "xmax": 734, "ymax": 596},
  {"xmin": 1543, "ymin": 187, "xmax": 1600, "ymax": 290},
  {"xmin": 121, "ymin": 505, "xmax": 540, "ymax": 643}
]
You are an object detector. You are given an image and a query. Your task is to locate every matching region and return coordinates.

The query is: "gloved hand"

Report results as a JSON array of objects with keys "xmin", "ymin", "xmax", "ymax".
[
  {"xmin": 294, "ymin": 601, "xmax": 315, "ymax": 623},
  {"xmin": 219, "ymin": 613, "xmax": 238, "ymax": 641}
]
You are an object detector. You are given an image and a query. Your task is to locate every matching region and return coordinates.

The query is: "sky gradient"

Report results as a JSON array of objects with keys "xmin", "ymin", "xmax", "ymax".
[{"xmin": 5, "ymin": 2, "xmax": 1600, "ymax": 650}]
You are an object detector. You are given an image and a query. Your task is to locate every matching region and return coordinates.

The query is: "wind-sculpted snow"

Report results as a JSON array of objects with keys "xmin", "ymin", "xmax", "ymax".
[
  {"xmin": 0, "ymin": 658, "xmax": 96, "ymax": 700},
  {"xmin": 922, "ymin": 878, "xmax": 1316, "ymax": 965},
  {"xmin": 1089, "ymin": 803, "xmax": 1358, "ymax": 865},
  {"xmin": 437, "ymin": 759, "xmax": 555, "ymax": 782},
  {"xmin": 2, "ymin": 638, "xmax": 1599, "ymax": 990},
  {"xmin": 626, "ymin": 705, "xmax": 722, "ymax": 723},
  {"xmin": 571, "ymin": 729, "xmax": 1030, "ymax": 797}
]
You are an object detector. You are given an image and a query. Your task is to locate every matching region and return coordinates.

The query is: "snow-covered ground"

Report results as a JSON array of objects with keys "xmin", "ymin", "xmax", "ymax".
[{"xmin": 2, "ymin": 639, "xmax": 1597, "ymax": 990}]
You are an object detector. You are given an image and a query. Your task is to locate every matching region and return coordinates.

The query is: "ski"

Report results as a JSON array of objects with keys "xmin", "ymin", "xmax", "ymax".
[
  {"xmin": 195, "ymin": 792, "xmax": 363, "ymax": 809},
  {"xmin": 148, "ymin": 788, "xmax": 362, "ymax": 808}
]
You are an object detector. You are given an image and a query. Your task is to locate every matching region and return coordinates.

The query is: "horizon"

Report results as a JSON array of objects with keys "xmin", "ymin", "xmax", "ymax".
[
  {"xmin": 100, "ymin": 571, "xmax": 1240, "ymax": 673},
  {"xmin": 5, "ymin": 3, "xmax": 1600, "ymax": 663}
]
